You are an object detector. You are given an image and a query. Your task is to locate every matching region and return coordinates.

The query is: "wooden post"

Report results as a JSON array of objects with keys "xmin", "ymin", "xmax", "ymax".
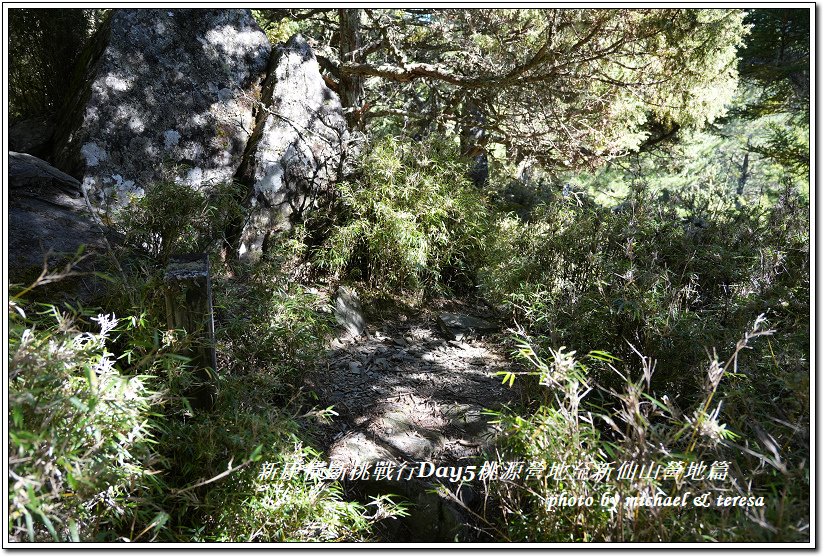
[{"xmin": 164, "ymin": 253, "xmax": 217, "ymax": 410}]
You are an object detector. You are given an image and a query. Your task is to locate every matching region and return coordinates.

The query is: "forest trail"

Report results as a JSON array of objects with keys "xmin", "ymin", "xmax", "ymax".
[{"xmin": 305, "ymin": 301, "xmax": 517, "ymax": 539}]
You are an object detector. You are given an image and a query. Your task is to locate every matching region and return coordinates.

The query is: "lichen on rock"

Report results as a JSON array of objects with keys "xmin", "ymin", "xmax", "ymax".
[
  {"xmin": 51, "ymin": 11, "xmax": 350, "ymax": 263},
  {"xmin": 53, "ymin": 9, "xmax": 271, "ymax": 209},
  {"xmin": 235, "ymin": 34, "xmax": 349, "ymax": 261}
]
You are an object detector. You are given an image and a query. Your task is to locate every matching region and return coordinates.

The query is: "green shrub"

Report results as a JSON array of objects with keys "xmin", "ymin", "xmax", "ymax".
[
  {"xmin": 489, "ymin": 316, "xmax": 807, "ymax": 542},
  {"xmin": 481, "ymin": 184, "xmax": 809, "ymax": 399},
  {"xmin": 204, "ymin": 451, "xmax": 390, "ymax": 542},
  {"xmin": 7, "ymin": 290, "xmax": 394, "ymax": 542},
  {"xmin": 97, "ymin": 175, "xmax": 247, "ymax": 324},
  {"xmin": 113, "ymin": 177, "xmax": 245, "ymax": 265},
  {"xmin": 8, "ymin": 300, "xmax": 168, "ymax": 542},
  {"xmin": 480, "ymin": 177, "xmax": 808, "ymax": 541},
  {"xmin": 8, "ymin": 185, "xmax": 396, "ymax": 542},
  {"xmin": 317, "ymin": 135, "xmax": 491, "ymax": 297},
  {"xmin": 214, "ymin": 257, "xmax": 334, "ymax": 378}
]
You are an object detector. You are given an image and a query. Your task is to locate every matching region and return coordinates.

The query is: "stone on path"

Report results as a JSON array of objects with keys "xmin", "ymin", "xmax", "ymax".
[
  {"xmin": 437, "ymin": 312, "xmax": 499, "ymax": 340},
  {"xmin": 334, "ymin": 285, "xmax": 367, "ymax": 338}
]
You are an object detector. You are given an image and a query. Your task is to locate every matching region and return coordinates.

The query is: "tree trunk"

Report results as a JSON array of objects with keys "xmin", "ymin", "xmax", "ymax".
[
  {"xmin": 459, "ymin": 98, "xmax": 489, "ymax": 188},
  {"xmin": 736, "ymin": 150, "xmax": 750, "ymax": 196},
  {"xmin": 338, "ymin": 9, "xmax": 364, "ymax": 130}
]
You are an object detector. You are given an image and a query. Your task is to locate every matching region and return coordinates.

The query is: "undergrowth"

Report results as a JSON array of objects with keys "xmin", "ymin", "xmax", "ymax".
[
  {"xmin": 487, "ymin": 315, "xmax": 807, "ymax": 541},
  {"xmin": 480, "ymin": 176, "xmax": 809, "ymax": 542},
  {"xmin": 7, "ymin": 178, "xmax": 404, "ymax": 542},
  {"xmin": 482, "ymin": 180, "xmax": 809, "ymax": 401},
  {"xmin": 7, "ymin": 137, "xmax": 809, "ymax": 543},
  {"xmin": 315, "ymin": 135, "xmax": 490, "ymax": 299}
]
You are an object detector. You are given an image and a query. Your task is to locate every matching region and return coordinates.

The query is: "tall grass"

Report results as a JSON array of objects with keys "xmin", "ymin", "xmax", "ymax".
[
  {"xmin": 481, "ymin": 180, "xmax": 809, "ymax": 541},
  {"xmin": 487, "ymin": 313, "xmax": 807, "ymax": 541}
]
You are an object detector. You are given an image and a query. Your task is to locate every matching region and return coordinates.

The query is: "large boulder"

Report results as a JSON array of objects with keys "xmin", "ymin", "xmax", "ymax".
[
  {"xmin": 53, "ymin": 9, "xmax": 271, "ymax": 209},
  {"xmin": 235, "ymin": 34, "xmax": 348, "ymax": 260},
  {"xmin": 51, "ymin": 10, "xmax": 348, "ymax": 262},
  {"xmin": 10, "ymin": 116, "xmax": 56, "ymax": 160},
  {"xmin": 8, "ymin": 152, "xmax": 109, "ymax": 296},
  {"xmin": 10, "ymin": 151, "xmax": 82, "ymax": 193}
]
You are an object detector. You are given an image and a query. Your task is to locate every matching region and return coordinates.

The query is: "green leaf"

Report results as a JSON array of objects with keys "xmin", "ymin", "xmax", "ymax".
[
  {"xmin": 249, "ymin": 444, "xmax": 264, "ymax": 462},
  {"xmin": 23, "ymin": 509, "xmax": 34, "ymax": 542},
  {"xmin": 84, "ymin": 362, "xmax": 97, "ymax": 389},
  {"xmin": 69, "ymin": 397, "xmax": 87, "ymax": 411},
  {"xmin": 92, "ymin": 271, "xmax": 116, "ymax": 283},
  {"xmin": 587, "ymin": 350, "xmax": 621, "ymax": 363},
  {"xmin": 641, "ymin": 392, "xmax": 670, "ymax": 413},
  {"xmin": 12, "ymin": 406, "xmax": 24, "ymax": 428},
  {"xmin": 32, "ymin": 508, "xmax": 58, "ymax": 541},
  {"xmin": 496, "ymin": 371, "xmax": 516, "ymax": 387},
  {"xmin": 150, "ymin": 511, "xmax": 170, "ymax": 533}
]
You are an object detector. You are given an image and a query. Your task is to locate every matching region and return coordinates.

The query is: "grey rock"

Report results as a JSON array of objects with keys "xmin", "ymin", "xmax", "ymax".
[
  {"xmin": 237, "ymin": 34, "xmax": 349, "ymax": 260},
  {"xmin": 388, "ymin": 432, "xmax": 438, "ymax": 460},
  {"xmin": 10, "ymin": 116, "xmax": 55, "ymax": 160},
  {"xmin": 437, "ymin": 312, "xmax": 499, "ymax": 340},
  {"xmin": 407, "ymin": 489, "xmax": 466, "ymax": 542},
  {"xmin": 447, "ymin": 340, "xmax": 471, "ymax": 350},
  {"xmin": 53, "ymin": 9, "xmax": 271, "ymax": 209},
  {"xmin": 334, "ymin": 285, "xmax": 367, "ymax": 337},
  {"xmin": 327, "ymin": 431, "xmax": 395, "ymax": 469},
  {"xmin": 9, "ymin": 152, "xmax": 81, "ymax": 195},
  {"xmin": 8, "ymin": 154, "xmax": 109, "ymax": 296}
]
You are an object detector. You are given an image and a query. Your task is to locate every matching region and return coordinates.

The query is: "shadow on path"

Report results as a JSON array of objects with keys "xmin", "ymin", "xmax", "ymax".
[{"xmin": 305, "ymin": 303, "xmax": 518, "ymax": 541}]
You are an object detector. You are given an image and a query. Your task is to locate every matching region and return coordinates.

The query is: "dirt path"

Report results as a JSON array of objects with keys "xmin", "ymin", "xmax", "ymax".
[{"xmin": 305, "ymin": 303, "xmax": 517, "ymax": 540}]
